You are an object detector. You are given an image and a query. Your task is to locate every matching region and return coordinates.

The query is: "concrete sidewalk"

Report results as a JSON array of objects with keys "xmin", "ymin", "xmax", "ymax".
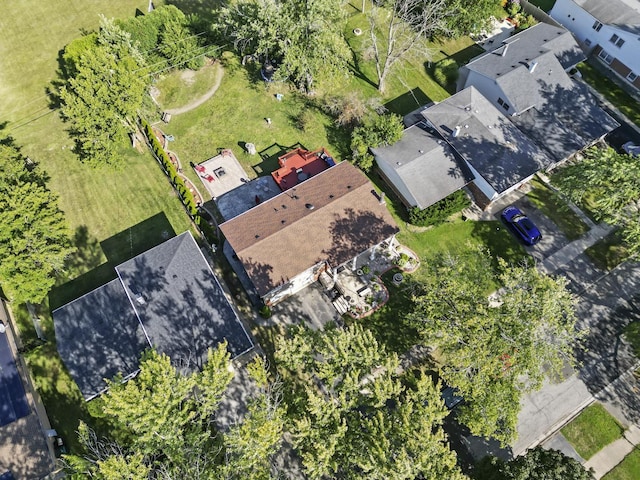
[
  {"xmin": 585, "ymin": 424, "xmax": 640, "ymax": 479},
  {"xmin": 538, "ymin": 223, "xmax": 614, "ymax": 274}
]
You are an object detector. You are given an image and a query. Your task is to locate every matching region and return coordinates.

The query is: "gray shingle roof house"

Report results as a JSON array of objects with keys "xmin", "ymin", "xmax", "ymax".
[
  {"xmin": 550, "ymin": 0, "xmax": 640, "ymax": 91},
  {"xmin": 421, "ymin": 87, "xmax": 553, "ymax": 205},
  {"xmin": 370, "ymin": 123, "xmax": 473, "ymax": 210},
  {"xmin": 54, "ymin": 232, "xmax": 253, "ymax": 400},
  {"xmin": 460, "ymin": 23, "xmax": 618, "ymax": 162}
]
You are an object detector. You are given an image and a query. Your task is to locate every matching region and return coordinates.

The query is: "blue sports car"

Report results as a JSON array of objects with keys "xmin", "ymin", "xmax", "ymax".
[{"xmin": 501, "ymin": 206, "xmax": 542, "ymax": 246}]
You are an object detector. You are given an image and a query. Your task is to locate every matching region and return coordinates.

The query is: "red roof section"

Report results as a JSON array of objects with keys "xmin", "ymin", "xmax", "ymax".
[{"xmin": 271, "ymin": 147, "xmax": 335, "ymax": 191}]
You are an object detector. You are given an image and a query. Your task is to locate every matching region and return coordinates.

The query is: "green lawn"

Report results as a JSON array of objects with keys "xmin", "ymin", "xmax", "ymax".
[
  {"xmin": 624, "ymin": 322, "xmax": 640, "ymax": 359},
  {"xmin": 602, "ymin": 448, "xmax": 640, "ymax": 480},
  {"xmin": 155, "ymin": 61, "xmax": 224, "ymax": 110},
  {"xmin": 579, "ymin": 62, "xmax": 640, "ymax": 128},
  {"xmin": 585, "ymin": 232, "xmax": 630, "ymax": 272},
  {"xmin": 561, "ymin": 403, "xmax": 624, "ymax": 460},
  {"xmin": 526, "ymin": 178, "xmax": 589, "ymax": 241}
]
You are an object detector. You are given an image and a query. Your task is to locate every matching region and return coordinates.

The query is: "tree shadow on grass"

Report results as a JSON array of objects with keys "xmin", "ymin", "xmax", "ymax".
[
  {"xmin": 49, "ymin": 212, "xmax": 176, "ymax": 311},
  {"xmin": 383, "ymin": 87, "xmax": 432, "ymax": 116}
]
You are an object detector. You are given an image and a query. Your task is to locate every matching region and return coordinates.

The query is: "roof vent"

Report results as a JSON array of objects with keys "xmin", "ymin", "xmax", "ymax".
[
  {"xmin": 329, "ymin": 194, "xmax": 334, "ymax": 198},
  {"xmin": 464, "ymin": 106, "xmax": 471, "ymax": 111},
  {"xmin": 281, "ymin": 219, "xmax": 286, "ymax": 224},
  {"xmin": 135, "ymin": 295, "xmax": 146, "ymax": 305},
  {"xmin": 347, "ymin": 185, "xmax": 352, "ymax": 189},
  {"xmin": 452, "ymin": 126, "xmax": 461, "ymax": 137},
  {"xmin": 305, "ymin": 203, "xmax": 315, "ymax": 210},
  {"xmin": 528, "ymin": 61, "xmax": 538, "ymax": 74},
  {"xmin": 418, "ymin": 150, "xmax": 424, "ymax": 154},
  {"xmin": 255, "ymin": 234, "xmax": 260, "ymax": 239},
  {"xmin": 464, "ymin": 125, "xmax": 469, "ymax": 128}
]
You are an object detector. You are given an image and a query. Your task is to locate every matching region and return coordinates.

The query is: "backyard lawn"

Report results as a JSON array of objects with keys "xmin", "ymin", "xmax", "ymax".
[
  {"xmin": 579, "ymin": 62, "xmax": 640, "ymax": 128},
  {"xmin": 602, "ymin": 448, "xmax": 640, "ymax": 480},
  {"xmin": 585, "ymin": 232, "xmax": 630, "ymax": 272},
  {"xmin": 561, "ymin": 403, "xmax": 624, "ymax": 460}
]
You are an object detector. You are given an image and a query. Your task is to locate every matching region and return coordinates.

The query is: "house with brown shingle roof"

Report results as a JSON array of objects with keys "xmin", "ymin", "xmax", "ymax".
[{"xmin": 220, "ymin": 162, "xmax": 399, "ymax": 306}]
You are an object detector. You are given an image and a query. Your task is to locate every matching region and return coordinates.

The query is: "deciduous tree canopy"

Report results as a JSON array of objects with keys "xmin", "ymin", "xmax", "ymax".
[
  {"xmin": 474, "ymin": 446, "xmax": 594, "ymax": 480},
  {"xmin": 64, "ymin": 346, "xmax": 284, "ymax": 478},
  {"xmin": 0, "ymin": 139, "xmax": 74, "ymax": 304},
  {"xmin": 554, "ymin": 146, "xmax": 640, "ymax": 254},
  {"xmin": 408, "ymin": 250, "xmax": 581, "ymax": 444},
  {"xmin": 216, "ymin": 0, "xmax": 351, "ymax": 91},
  {"xmin": 275, "ymin": 324, "xmax": 465, "ymax": 480}
]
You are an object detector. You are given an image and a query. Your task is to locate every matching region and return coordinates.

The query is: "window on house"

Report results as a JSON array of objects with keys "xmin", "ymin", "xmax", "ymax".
[
  {"xmin": 592, "ymin": 21, "xmax": 603, "ymax": 31},
  {"xmin": 502, "ymin": 102, "xmax": 510, "ymax": 111},
  {"xmin": 585, "ymin": 38, "xmax": 592, "ymax": 46},
  {"xmin": 610, "ymin": 34, "xmax": 625, "ymax": 48},
  {"xmin": 627, "ymin": 72, "xmax": 638, "ymax": 83},
  {"xmin": 598, "ymin": 49, "xmax": 614, "ymax": 64}
]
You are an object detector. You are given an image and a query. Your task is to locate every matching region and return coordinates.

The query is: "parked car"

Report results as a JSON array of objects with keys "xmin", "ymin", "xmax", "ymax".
[
  {"xmin": 501, "ymin": 206, "xmax": 542, "ymax": 246},
  {"xmin": 622, "ymin": 142, "xmax": 640, "ymax": 157},
  {"xmin": 441, "ymin": 386, "xmax": 463, "ymax": 410}
]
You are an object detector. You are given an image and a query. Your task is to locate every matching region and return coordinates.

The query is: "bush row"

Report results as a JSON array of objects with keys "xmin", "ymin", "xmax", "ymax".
[
  {"xmin": 140, "ymin": 118, "xmax": 197, "ymax": 217},
  {"xmin": 409, "ymin": 189, "xmax": 470, "ymax": 227}
]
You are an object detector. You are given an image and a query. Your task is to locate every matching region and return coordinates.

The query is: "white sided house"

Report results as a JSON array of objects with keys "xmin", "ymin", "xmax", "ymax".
[{"xmin": 550, "ymin": 0, "xmax": 640, "ymax": 90}]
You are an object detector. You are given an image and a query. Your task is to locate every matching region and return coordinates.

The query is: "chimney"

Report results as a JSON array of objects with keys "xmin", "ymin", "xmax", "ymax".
[
  {"xmin": 452, "ymin": 126, "xmax": 461, "ymax": 138},
  {"xmin": 501, "ymin": 43, "xmax": 509, "ymax": 57},
  {"xmin": 528, "ymin": 61, "xmax": 538, "ymax": 73}
]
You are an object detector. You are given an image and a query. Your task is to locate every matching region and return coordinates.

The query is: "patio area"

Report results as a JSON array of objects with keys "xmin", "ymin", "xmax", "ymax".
[
  {"xmin": 326, "ymin": 239, "xmax": 419, "ymax": 318},
  {"xmin": 472, "ymin": 17, "xmax": 515, "ymax": 52},
  {"xmin": 194, "ymin": 149, "xmax": 250, "ymax": 199}
]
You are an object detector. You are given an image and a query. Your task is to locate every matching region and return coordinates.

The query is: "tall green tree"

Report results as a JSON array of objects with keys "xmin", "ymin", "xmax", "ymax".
[
  {"xmin": 0, "ymin": 140, "xmax": 74, "ymax": 304},
  {"xmin": 276, "ymin": 324, "xmax": 465, "ymax": 480},
  {"xmin": 443, "ymin": 0, "xmax": 504, "ymax": 37},
  {"xmin": 59, "ymin": 17, "xmax": 149, "ymax": 167},
  {"xmin": 408, "ymin": 250, "xmax": 581, "ymax": 444},
  {"xmin": 65, "ymin": 345, "xmax": 284, "ymax": 478},
  {"xmin": 216, "ymin": 0, "xmax": 350, "ymax": 92},
  {"xmin": 554, "ymin": 146, "xmax": 640, "ymax": 254},
  {"xmin": 474, "ymin": 447, "xmax": 594, "ymax": 480}
]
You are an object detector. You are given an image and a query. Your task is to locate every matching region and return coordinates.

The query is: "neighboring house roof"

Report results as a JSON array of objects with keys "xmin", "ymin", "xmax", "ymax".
[
  {"xmin": 513, "ymin": 81, "xmax": 619, "ymax": 161},
  {"xmin": 53, "ymin": 279, "xmax": 147, "ymax": 400},
  {"xmin": 464, "ymin": 24, "xmax": 586, "ymax": 113},
  {"xmin": 465, "ymin": 23, "xmax": 585, "ymax": 76},
  {"xmin": 573, "ymin": 0, "xmax": 640, "ymax": 36},
  {"xmin": 370, "ymin": 123, "xmax": 473, "ymax": 209},
  {"xmin": 220, "ymin": 162, "xmax": 399, "ymax": 296},
  {"xmin": 421, "ymin": 87, "xmax": 553, "ymax": 194},
  {"xmin": 54, "ymin": 232, "xmax": 254, "ymax": 400}
]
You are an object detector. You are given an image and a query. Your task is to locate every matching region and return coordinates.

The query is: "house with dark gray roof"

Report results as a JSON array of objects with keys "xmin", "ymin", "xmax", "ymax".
[
  {"xmin": 459, "ymin": 22, "xmax": 618, "ymax": 162},
  {"xmin": 370, "ymin": 123, "xmax": 473, "ymax": 210},
  {"xmin": 550, "ymin": 0, "xmax": 640, "ymax": 91},
  {"xmin": 53, "ymin": 231, "xmax": 254, "ymax": 400},
  {"xmin": 220, "ymin": 162, "xmax": 399, "ymax": 306},
  {"xmin": 421, "ymin": 87, "xmax": 553, "ymax": 207}
]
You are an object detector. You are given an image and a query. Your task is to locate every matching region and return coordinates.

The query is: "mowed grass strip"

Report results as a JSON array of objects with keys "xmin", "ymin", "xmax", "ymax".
[
  {"xmin": 561, "ymin": 403, "xmax": 624, "ymax": 460},
  {"xmin": 602, "ymin": 448, "xmax": 640, "ymax": 480}
]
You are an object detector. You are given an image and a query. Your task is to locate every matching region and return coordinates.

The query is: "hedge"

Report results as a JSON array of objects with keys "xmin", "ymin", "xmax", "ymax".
[{"xmin": 409, "ymin": 189, "xmax": 470, "ymax": 226}]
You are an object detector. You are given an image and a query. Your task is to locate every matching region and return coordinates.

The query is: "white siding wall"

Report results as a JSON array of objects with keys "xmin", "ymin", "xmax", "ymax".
[
  {"xmin": 464, "ymin": 161, "xmax": 498, "ymax": 201},
  {"xmin": 375, "ymin": 157, "xmax": 417, "ymax": 208},
  {"xmin": 264, "ymin": 262, "xmax": 325, "ymax": 305},
  {"xmin": 463, "ymin": 70, "xmax": 515, "ymax": 115},
  {"xmin": 551, "ymin": 0, "xmax": 640, "ymax": 72}
]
